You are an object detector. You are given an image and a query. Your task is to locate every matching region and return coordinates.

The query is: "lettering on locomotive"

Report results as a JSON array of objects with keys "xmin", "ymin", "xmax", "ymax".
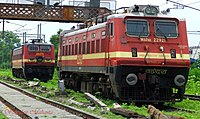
[
  {"xmin": 140, "ymin": 38, "xmax": 166, "ymax": 42},
  {"xmin": 153, "ymin": 38, "xmax": 166, "ymax": 42},
  {"xmin": 140, "ymin": 38, "xmax": 151, "ymax": 42},
  {"xmin": 145, "ymin": 69, "xmax": 167, "ymax": 74}
]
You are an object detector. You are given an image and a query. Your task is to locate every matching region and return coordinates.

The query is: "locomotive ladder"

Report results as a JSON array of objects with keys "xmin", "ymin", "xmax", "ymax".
[{"xmin": 0, "ymin": 3, "xmax": 111, "ymax": 23}]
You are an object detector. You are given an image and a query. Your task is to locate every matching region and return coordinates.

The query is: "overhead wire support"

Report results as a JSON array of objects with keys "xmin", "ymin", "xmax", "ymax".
[{"xmin": 166, "ymin": 0, "xmax": 200, "ymax": 11}]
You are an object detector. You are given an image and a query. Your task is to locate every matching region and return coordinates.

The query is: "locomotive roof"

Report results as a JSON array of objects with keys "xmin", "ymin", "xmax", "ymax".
[
  {"xmin": 23, "ymin": 42, "xmax": 54, "ymax": 46},
  {"xmin": 13, "ymin": 42, "xmax": 54, "ymax": 51},
  {"xmin": 62, "ymin": 6, "xmax": 186, "ymax": 38},
  {"xmin": 107, "ymin": 13, "xmax": 185, "ymax": 21},
  {"xmin": 63, "ymin": 22, "xmax": 106, "ymax": 37}
]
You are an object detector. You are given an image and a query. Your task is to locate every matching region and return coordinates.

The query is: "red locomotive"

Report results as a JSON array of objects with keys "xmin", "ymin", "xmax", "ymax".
[
  {"xmin": 12, "ymin": 39, "xmax": 55, "ymax": 82},
  {"xmin": 58, "ymin": 5, "xmax": 190, "ymax": 103}
]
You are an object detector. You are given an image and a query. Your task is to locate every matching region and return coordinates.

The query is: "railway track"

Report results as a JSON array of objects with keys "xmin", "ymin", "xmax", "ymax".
[
  {"xmin": 161, "ymin": 105, "xmax": 196, "ymax": 113},
  {"xmin": 0, "ymin": 80, "xmax": 102, "ymax": 119},
  {"xmin": 184, "ymin": 94, "xmax": 200, "ymax": 101},
  {"xmin": 0, "ymin": 76, "xmax": 196, "ymax": 119}
]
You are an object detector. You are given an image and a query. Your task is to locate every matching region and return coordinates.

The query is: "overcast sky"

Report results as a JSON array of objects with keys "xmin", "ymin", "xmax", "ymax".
[{"xmin": 0, "ymin": 0, "xmax": 200, "ymax": 46}]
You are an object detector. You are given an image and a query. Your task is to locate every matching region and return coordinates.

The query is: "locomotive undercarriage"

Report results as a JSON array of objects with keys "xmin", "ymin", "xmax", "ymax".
[
  {"xmin": 59, "ymin": 65, "xmax": 189, "ymax": 103},
  {"xmin": 12, "ymin": 66, "xmax": 54, "ymax": 82},
  {"xmin": 12, "ymin": 68, "xmax": 24, "ymax": 78},
  {"xmin": 60, "ymin": 71, "xmax": 114, "ymax": 98},
  {"xmin": 24, "ymin": 66, "xmax": 54, "ymax": 82},
  {"xmin": 113, "ymin": 66, "xmax": 189, "ymax": 103}
]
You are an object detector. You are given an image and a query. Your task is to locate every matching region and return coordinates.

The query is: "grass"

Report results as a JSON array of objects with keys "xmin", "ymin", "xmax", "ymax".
[
  {"xmin": 0, "ymin": 112, "xmax": 7, "ymax": 119},
  {"xmin": 1, "ymin": 68, "xmax": 200, "ymax": 119}
]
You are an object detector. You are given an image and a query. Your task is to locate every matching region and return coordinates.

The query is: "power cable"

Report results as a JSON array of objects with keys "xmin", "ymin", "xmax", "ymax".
[
  {"xmin": 166, "ymin": 0, "xmax": 200, "ymax": 11},
  {"xmin": 186, "ymin": 1, "xmax": 200, "ymax": 5},
  {"xmin": 187, "ymin": 31, "xmax": 200, "ymax": 32}
]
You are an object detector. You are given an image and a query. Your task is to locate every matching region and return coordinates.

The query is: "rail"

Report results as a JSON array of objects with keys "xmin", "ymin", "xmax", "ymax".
[{"xmin": 0, "ymin": 80, "xmax": 102, "ymax": 119}]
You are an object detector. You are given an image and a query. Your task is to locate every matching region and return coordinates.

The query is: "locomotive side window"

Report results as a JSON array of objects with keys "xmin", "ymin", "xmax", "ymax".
[
  {"xmin": 101, "ymin": 30, "xmax": 106, "ymax": 36},
  {"xmin": 155, "ymin": 20, "xmax": 178, "ymax": 38},
  {"xmin": 75, "ymin": 37, "xmax": 79, "ymax": 42},
  {"xmin": 92, "ymin": 33, "xmax": 96, "ymax": 39},
  {"xmin": 83, "ymin": 35, "xmax": 86, "ymax": 40},
  {"xmin": 126, "ymin": 20, "xmax": 149, "ymax": 37},
  {"xmin": 28, "ymin": 45, "xmax": 39, "ymax": 51},
  {"xmin": 40, "ymin": 45, "xmax": 51, "ymax": 52}
]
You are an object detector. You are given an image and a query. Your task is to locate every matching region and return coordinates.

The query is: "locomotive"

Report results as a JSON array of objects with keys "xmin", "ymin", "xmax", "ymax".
[
  {"xmin": 57, "ymin": 5, "xmax": 190, "ymax": 103},
  {"xmin": 12, "ymin": 39, "xmax": 55, "ymax": 82}
]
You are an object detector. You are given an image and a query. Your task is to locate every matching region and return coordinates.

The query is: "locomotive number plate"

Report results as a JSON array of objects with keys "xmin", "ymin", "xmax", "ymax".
[{"xmin": 140, "ymin": 38, "xmax": 166, "ymax": 42}]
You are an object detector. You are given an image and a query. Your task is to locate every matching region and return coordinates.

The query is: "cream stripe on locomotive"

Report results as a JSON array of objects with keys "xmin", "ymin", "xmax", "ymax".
[
  {"xmin": 60, "ymin": 51, "xmax": 190, "ymax": 60},
  {"xmin": 12, "ymin": 59, "xmax": 23, "ymax": 63}
]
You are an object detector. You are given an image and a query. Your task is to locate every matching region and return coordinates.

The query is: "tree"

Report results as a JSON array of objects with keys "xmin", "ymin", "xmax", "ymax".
[
  {"xmin": 50, "ymin": 29, "xmax": 63, "ymax": 63},
  {"xmin": 0, "ymin": 30, "xmax": 21, "ymax": 68}
]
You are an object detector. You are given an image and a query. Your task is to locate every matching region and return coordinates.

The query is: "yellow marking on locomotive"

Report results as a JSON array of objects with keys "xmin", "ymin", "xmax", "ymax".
[
  {"xmin": 12, "ymin": 59, "xmax": 23, "ymax": 63},
  {"xmin": 18, "ymin": 59, "xmax": 55, "ymax": 63},
  {"xmin": 83, "ymin": 53, "xmax": 105, "ymax": 59},
  {"xmin": 60, "ymin": 51, "xmax": 190, "ymax": 61}
]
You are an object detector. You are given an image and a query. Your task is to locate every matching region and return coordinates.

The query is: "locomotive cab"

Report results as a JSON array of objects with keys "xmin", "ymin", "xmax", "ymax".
[{"xmin": 106, "ymin": 5, "xmax": 190, "ymax": 102}]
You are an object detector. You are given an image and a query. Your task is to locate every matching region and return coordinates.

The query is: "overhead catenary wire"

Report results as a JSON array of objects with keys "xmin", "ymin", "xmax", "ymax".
[
  {"xmin": 187, "ymin": 31, "xmax": 200, "ymax": 32},
  {"xmin": 186, "ymin": 1, "xmax": 200, "ymax": 5},
  {"xmin": 188, "ymin": 33, "xmax": 200, "ymax": 35},
  {"xmin": 166, "ymin": 0, "xmax": 200, "ymax": 11}
]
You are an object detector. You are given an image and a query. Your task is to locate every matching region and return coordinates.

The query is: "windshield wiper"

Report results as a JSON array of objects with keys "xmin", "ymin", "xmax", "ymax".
[
  {"xmin": 156, "ymin": 27, "xmax": 168, "ymax": 41},
  {"xmin": 138, "ymin": 26, "xmax": 146, "ymax": 39}
]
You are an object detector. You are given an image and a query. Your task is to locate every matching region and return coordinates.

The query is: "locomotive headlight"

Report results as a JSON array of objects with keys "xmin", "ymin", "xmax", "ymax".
[
  {"xmin": 174, "ymin": 75, "xmax": 186, "ymax": 87},
  {"xmin": 144, "ymin": 6, "xmax": 158, "ymax": 16},
  {"xmin": 46, "ymin": 58, "xmax": 51, "ymax": 62},
  {"xmin": 170, "ymin": 49, "xmax": 176, "ymax": 58},
  {"xmin": 160, "ymin": 46, "xmax": 164, "ymax": 52},
  {"xmin": 29, "ymin": 58, "xmax": 35, "ymax": 61},
  {"xmin": 131, "ymin": 48, "xmax": 137, "ymax": 57},
  {"xmin": 126, "ymin": 73, "xmax": 138, "ymax": 85}
]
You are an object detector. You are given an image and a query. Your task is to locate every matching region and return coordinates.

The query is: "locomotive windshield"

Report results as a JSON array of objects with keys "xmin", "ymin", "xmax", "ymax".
[
  {"xmin": 40, "ymin": 45, "xmax": 51, "ymax": 52},
  {"xmin": 126, "ymin": 20, "xmax": 149, "ymax": 37},
  {"xmin": 28, "ymin": 45, "xmax": 39, "ymax": 51},
  {"xmin": 155, "ymin": 21, "xmax": 178, "ymax": 38},
  {"xmin": 28, "ymin": 45, "xmax": 51, "ymax": 52}
]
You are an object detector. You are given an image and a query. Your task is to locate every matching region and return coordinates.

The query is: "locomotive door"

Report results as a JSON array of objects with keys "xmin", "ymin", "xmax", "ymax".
[{"xmin": 105, "ymin": 22, "xmax": 113, "ymax": 73}]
